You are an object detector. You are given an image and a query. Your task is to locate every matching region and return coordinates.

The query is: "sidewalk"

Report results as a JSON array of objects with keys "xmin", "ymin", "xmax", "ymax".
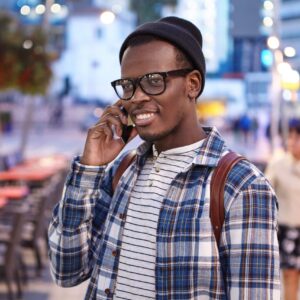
[
  {"xmin": 0, "ymin": 123, "xmax": 273, "ymax": 163},
  {"xmin": 0, "ymin": 125, "xmax": 86, "ymax": 159}
]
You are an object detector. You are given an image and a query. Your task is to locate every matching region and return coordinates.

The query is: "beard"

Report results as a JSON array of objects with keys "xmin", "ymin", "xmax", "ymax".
[{"xmin": 137, "ymin": 123, "xmax": 179, "ymax": 144}]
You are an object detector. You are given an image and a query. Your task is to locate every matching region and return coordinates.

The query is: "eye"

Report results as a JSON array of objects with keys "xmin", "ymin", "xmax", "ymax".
[
  {"xmin": 146, "ymin": 74, "xmax": 164, "ymax": 86},
  {"xmin": 120, "ymin": 80, "xmax": 133, "ymax": 91}
]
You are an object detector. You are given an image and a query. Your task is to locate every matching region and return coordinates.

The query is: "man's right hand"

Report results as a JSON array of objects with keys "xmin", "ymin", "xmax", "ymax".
[{"xmin": 80, "ymin": 101, "xmax": 137, "ymax": 166}]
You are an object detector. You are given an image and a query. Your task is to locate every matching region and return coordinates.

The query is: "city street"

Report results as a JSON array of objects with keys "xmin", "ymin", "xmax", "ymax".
[{"xmin": 0, "ymin": 121, "xmax": 273, "ymax": 167}]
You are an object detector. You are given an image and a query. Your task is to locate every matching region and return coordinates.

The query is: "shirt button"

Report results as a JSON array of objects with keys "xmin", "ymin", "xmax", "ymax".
[
  {"xmin": 119, "ymin": 213, "xmax": 126, "ymax": 219},
  {"xmin": 155, "ymin": 166, "xmax": 160, "ymax": 172},
  {"xmin": 149, "ymin": 180, "xmax": 153, "ymax": 186},
  {"xmin": 112, "ymin": 250, "xmax": 118, "ymax": 257},
  {"xmin": 105, "ymin": 288, "xmax": 110, "ymax": 295}
]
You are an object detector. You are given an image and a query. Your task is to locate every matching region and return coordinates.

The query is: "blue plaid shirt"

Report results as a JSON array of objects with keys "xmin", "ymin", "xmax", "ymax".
[{"xmin": 48, "ymin": 127, "xmax": 280, "ymax": 299}]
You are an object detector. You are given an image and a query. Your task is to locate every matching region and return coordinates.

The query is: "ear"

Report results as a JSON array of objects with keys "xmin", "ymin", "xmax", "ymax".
[{"xmin": 187, "ymin": 70, "xmax": 202, "ymax": 101}]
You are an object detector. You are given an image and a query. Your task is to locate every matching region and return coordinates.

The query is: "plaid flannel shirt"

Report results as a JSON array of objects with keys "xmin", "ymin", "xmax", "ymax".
[{"xmin": 48, "ymin": 127, "xmax": 281, "ymax": 299}]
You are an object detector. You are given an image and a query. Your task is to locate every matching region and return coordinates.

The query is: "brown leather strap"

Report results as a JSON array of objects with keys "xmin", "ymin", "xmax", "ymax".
[
  {"xmin": 112, "ymin": 150, "xmax": 137, "ymax": 193},
  {"xmin": 210, "ymin": 152, "xmax": 246, "ymax": 247}
]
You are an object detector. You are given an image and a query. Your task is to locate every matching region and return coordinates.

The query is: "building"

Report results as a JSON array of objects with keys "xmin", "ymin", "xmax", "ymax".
[
  {"xmin": 174, "ymin": 0, "xmax": 230, "ymax": 74},
  {"xmin": 52, "ymin": 1, "xmax": 135, "ymax": 101},
  {"xmin": 0, "ymin": 0, "xmax": 15, "ymax": 10},
  {"xmin": 280, "ymin": 0, "xmax": 300, "ymax": 71},
  {"xmin": 230, "ymin": 0, "xmax": 268, "ymax": 74}
]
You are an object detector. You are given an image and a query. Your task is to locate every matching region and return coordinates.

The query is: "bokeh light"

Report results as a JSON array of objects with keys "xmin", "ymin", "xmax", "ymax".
[
  {"xmin": 267, "ymin": 36, "xmax": 280, "ymax": 49},
  {"xmin": 264, "ymin": 0, "xmax": 274, "ymax": 11},
  {"xmin": 263, "ymin": 16, "xmax": 273, "ymax": 27},
  {"xmin": 23, "ymin": 40, "xmax": 33, "ymax": 49},
  {"xmin": 35, "ymin": 4, "xmax": 46, "ymax": 15},
  {"xmin": 284, "ymin": 46, "xmax": 296, "ymax": 58},
  {"xmin": 20, "ymin": 5, "xmax": 31, "ymax": 16},
  {"xmin": 51, "ymin": 3, "xmax": 62, "ymax": 14},
  {"xmin": 100, "ymin": 11, "xmax": 116, "ymax": 24}
]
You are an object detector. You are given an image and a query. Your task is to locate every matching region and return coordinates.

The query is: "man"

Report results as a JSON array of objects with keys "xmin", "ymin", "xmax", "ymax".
[
  {"xmin": 48, "ymin": 17, "xmax": 280, "ymax": 299},
  {"xmin": 265, "ymin": 119, "xmax": 300, "ymax": 300}
]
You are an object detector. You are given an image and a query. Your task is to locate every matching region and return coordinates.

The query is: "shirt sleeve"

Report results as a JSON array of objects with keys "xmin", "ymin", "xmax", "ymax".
[
  {"xmin": 221, "ymin": 175, "xmax": 281, "ymax": 299},
  {"xmin": 48, "ymin": 156, "xmax": 113, "ymax": 287}
]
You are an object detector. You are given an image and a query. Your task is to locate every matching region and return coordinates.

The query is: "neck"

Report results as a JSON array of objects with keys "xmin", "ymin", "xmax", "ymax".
[{"xmin": 154, "ymin": 123, "xmax": 206, "ymax": 153}]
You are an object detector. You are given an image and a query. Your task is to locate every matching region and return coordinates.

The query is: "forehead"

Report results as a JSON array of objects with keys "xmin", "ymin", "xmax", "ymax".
[{"xmin": 121, "ymin": 40, "xmax": 178, "ymax": 77}]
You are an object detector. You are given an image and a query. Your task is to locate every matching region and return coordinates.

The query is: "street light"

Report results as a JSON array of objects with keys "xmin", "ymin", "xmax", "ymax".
[{"xmin": 262, "ymin": 0, "xmax": 284, "ymax": 151}]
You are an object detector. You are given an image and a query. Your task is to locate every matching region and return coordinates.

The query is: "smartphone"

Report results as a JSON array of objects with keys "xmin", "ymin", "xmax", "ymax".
[{"xmin": 120, "ymin": 107, "xmax": 134, "ymax": 143}]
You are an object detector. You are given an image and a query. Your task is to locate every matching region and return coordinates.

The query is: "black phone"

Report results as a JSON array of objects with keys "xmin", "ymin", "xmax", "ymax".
[
  {"xmin": 120, "ymin": 107, "xmax": 134, "ymax": 143},
  {"xmin": 121, "ymin": 124, "xmax": 134, "ymax": 143}
]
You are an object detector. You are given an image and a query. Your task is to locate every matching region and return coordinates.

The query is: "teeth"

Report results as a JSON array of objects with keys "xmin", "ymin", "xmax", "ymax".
[{"xmin": 136, "ymin": 113, "xmax": 154, "ymax": 120}]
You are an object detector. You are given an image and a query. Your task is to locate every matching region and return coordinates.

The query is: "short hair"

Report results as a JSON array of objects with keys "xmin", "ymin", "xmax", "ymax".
[
  {"xmin": 124, "ymin": 34, "xmax": 193, "ymax": 69},
  {"xmin": 289, "ymin": 118, "xmax": 300, "ymax": 134}
]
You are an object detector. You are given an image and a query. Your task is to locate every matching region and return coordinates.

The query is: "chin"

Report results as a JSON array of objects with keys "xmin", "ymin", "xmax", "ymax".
[{"xmin": 139, "ymin": 130, "xmax": 168, "ymax": 143}]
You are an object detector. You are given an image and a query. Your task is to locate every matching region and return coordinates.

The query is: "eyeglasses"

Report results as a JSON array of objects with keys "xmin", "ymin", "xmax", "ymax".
[{"xmin": 111, "ymin": 68, "xmax": 193, "ymax": 101}]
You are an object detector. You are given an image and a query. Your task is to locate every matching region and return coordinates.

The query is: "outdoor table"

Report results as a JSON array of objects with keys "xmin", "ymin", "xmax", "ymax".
[
  {"xmin": 0, "ymin": 197, "xmax": 8, "ymax": 209},
  {"xmin": 0, "ymin": 154, "xmax": 69, "ymax": 189},
  {"xmin": 0, "ymin": 186, "xmax": 29, "ymax": 200},
  {"xmin": 0, "ymin": 168, "xmax": 55, "ymax": 182}
]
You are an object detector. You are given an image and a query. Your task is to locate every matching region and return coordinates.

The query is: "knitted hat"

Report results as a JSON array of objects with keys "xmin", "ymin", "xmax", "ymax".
[{"xmin": 119, "ymin": 16, "xmax": 206, "ymax": 97}]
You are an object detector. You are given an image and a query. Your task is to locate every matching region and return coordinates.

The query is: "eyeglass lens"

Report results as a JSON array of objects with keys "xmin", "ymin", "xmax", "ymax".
[{"xmin": 115, "ymin": 73, "xmax": 165, "ymax": 100}]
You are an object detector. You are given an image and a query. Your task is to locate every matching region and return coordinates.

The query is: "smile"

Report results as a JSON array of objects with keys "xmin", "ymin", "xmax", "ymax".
[
  {"xmin": 133, "ymin": 112, "xmax": 156, "ymax": 126},
  {"xmin": 136, "ymin": 113, "xmax": 155, "ymax": 120}
]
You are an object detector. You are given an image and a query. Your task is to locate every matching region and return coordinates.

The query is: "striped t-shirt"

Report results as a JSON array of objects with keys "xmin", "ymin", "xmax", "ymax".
[{"xmin": 114, "ymin": 140, "xmax": 204, "ymax": 300}]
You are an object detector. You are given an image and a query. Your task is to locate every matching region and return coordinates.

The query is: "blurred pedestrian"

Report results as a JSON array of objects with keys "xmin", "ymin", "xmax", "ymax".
[
  {"xmin": 239, "ymin": 113, "xmax": 252, "ymax": 144},
  {"xmin": 48, "ymin": 16, "xmax": 280, "ymax": 299},
  {"xmin": 265, "ymin": 118, "xmax": 300, "ymax": 300},
  {"xmin": 251, "ymin": 115, "xmax": 259, "ymax": 143}
]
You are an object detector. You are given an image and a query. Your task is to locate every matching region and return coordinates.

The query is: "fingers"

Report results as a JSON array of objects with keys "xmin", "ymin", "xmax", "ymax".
[
  {"xmin": 97, "ymin": 116, "xmax": 122, "ymax": 138},
  {"xmin": 104, "ymin": 102, "xmax": 128, "ymax": 124},
  {"xmin": 90, "ymin": 103, "xmax": 127, "ymax": 140},
  {"xmin": 90, "ymin": 122, "xmax": 113, "ymax": 141}
]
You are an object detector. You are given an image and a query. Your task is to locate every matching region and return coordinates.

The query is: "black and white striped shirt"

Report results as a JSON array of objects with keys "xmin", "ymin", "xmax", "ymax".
[{"xmin": 114, "ymin": 140, "xmax": 203, "ymax": 300}]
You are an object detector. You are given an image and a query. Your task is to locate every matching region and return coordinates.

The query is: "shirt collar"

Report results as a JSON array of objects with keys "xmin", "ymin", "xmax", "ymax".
[
  {"xmin": 192, "ymin": 126, "xmax": 227, "ymax": 167},
  {"xmin": 135, "ymin": 126, "xmax": 227, "ymax": 168}
]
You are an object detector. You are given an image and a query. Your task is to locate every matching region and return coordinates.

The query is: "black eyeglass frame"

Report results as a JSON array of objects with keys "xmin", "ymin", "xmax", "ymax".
[{"xmin": 110, "ymin": 68, "xmax": 194, "ymax": 101}]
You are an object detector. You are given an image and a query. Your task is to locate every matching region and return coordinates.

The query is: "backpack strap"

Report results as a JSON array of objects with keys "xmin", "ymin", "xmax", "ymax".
[
  {"xmin": 112, "ymin": 150, "xmax": 137, "ymax": 193},
  {"xmin": 210, "ymin": 152, "xmax": 246, "ymax": 247}
]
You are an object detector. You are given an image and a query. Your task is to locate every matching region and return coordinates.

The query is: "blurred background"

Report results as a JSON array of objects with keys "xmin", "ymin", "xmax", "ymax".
[
  {"xmin": 0, "ymin": 0, "xmax": 300, "ymax": 162},
  {"xmin": 0, "ymin": 0, "xmax": 299, "ymax": 299}
]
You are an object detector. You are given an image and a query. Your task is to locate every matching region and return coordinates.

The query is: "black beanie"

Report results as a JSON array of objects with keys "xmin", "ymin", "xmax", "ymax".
[{"xmin": 119, "ymin": 16, "xmax": 206, "ymax": 97}]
